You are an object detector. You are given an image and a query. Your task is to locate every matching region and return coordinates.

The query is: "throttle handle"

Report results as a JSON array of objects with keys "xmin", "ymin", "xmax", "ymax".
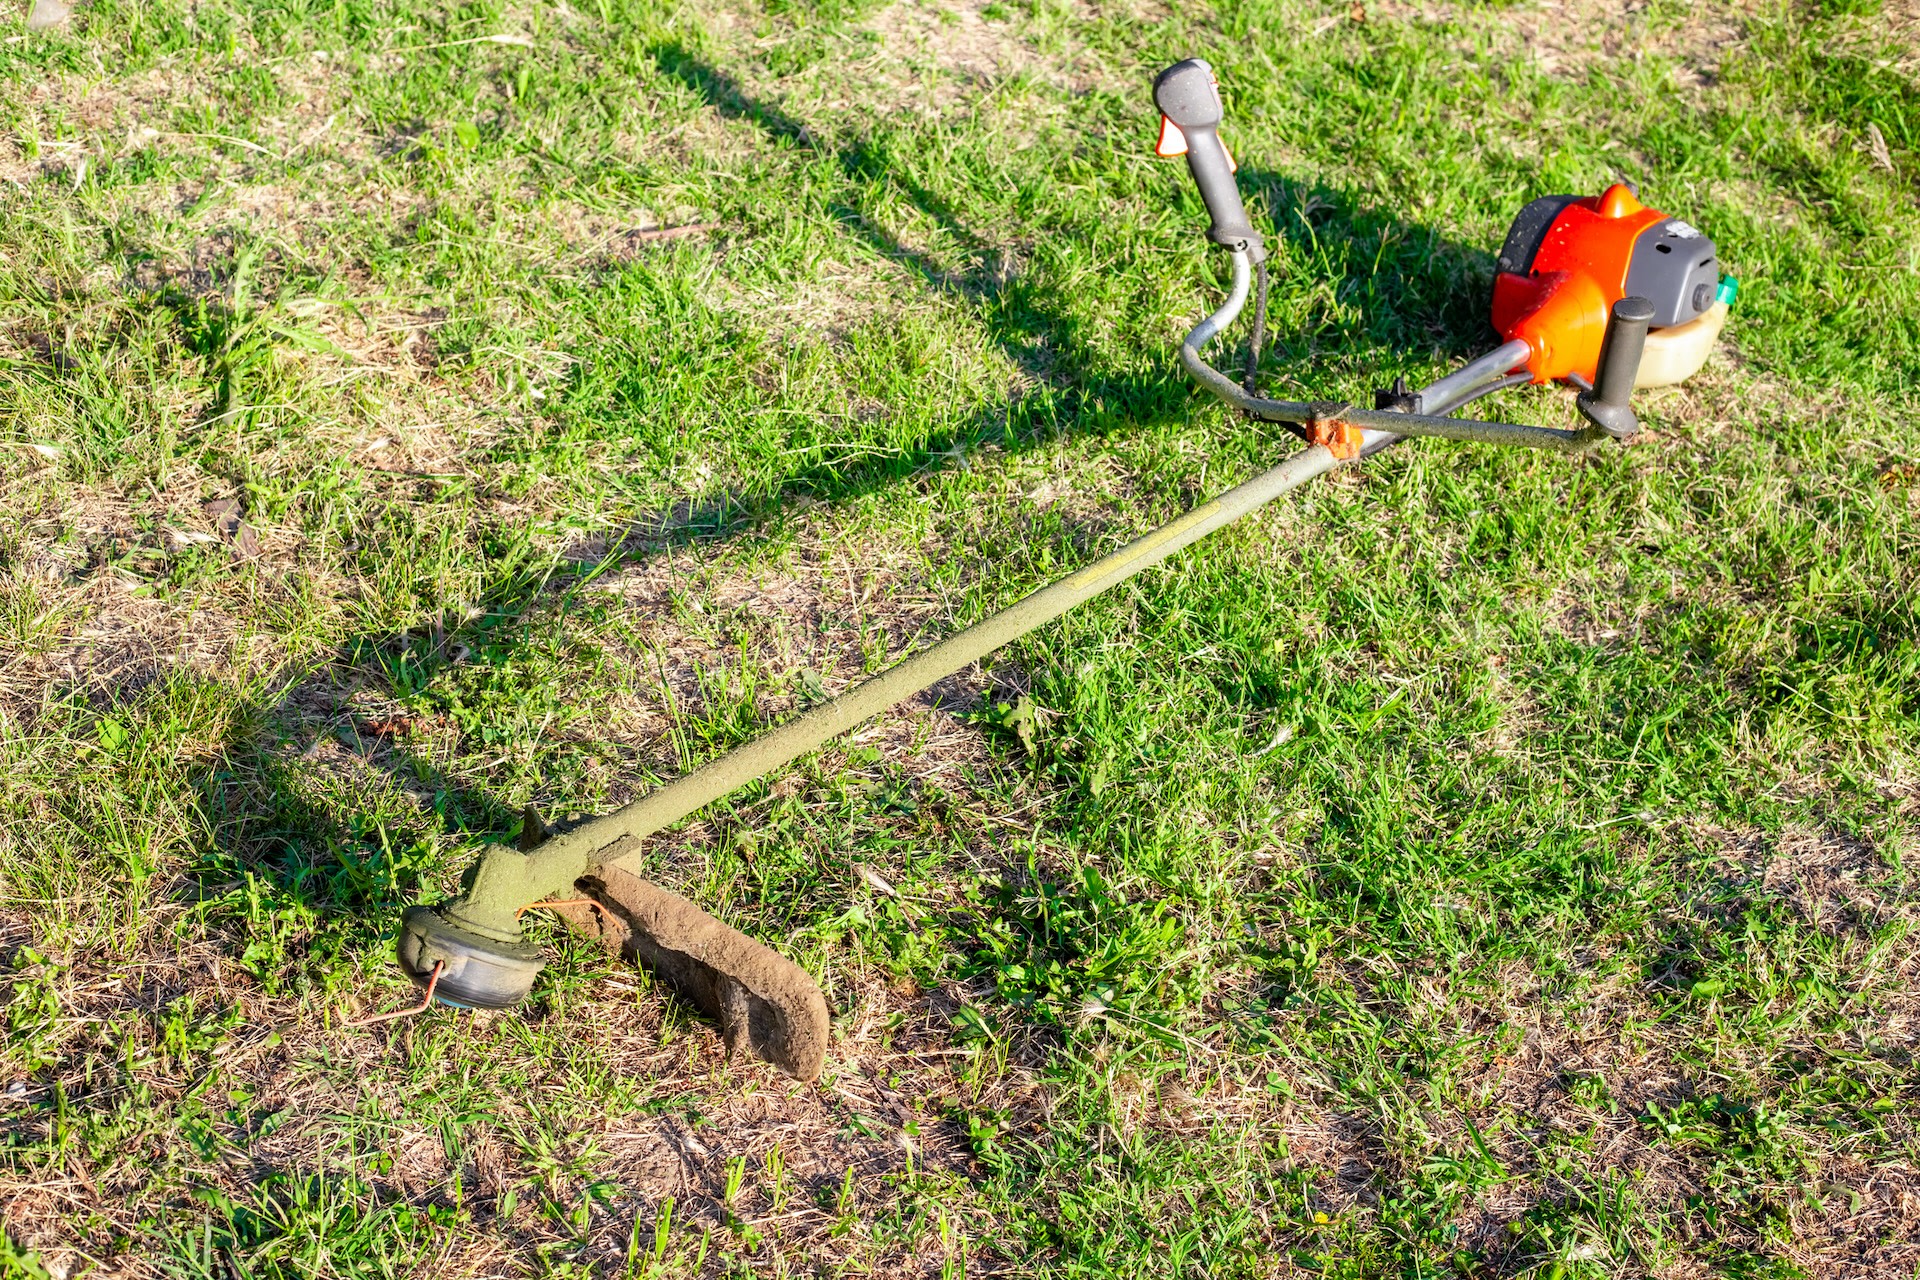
[{"xmin": 1153, "ymin": 59, "xmax": 1265, "ymax": 262}]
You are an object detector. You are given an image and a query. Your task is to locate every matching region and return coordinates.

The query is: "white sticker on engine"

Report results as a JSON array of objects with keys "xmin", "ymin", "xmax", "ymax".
[{"xmin": 1666, "ymin": 221, "xmax": 1703, "ymax": 239}]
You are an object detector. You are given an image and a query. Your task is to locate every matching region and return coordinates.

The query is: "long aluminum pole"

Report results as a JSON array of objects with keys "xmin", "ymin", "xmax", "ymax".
[
  {"xmin": 441, "ymin": 259, "xmax": 1576, "ymax": 933},
  {"xmin": 538, "ymin": 443, "xmax": 1342, "ymax": 893}
]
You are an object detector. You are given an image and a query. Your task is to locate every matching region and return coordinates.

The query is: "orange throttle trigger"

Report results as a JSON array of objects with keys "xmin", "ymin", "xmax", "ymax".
[
  {"xmin": 1155, "ymin": 115, "xmax": 1234, "ymax": 169},
  {"xmin": 1156, "ymin": 115, "xmax": 1187, "ymax": 157}
]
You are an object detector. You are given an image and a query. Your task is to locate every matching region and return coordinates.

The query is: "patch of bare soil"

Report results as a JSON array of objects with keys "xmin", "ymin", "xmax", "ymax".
[
  {"xmin": 1359, "ymin": 0, "xmax": 1753, "ymax": 88},
  {"xmin": 0, "ymin": 922, "xmax": 1017, "ymax": 1278},
  {"xmin": 862, "ymin": 0, "xmax": 1116, "ymax": 111},
  {"xmin": 0, "ymin": 40, "xmax": 682, "ymax": 267},
  {"xmin": 0, "ymin": 274, "xmax": 543, "ymax": 723},
  {"xmin": 0, "ymin": 484, "xmax": 277, "ymax": 716},
  {"xmin": 709, "ymin": 257, "xmax": 931, "ymax": 343},
  {"xmin": 1830, "ymin": 0, "xmax": 1920, "ymax": 72},
  {"xmin": 546, "ymin": 511, "xmax": 1016, "ymax": 828},
  {"xmin": 0, "ymin": 391, "xmax": 494, "ymax": 725},
  {"xmin": 0, "ymin": 571, "xmax": 257, "ymax": 713},
  {"xmin": 0, "ymin": 58, "xmax": 347, "ymax": 191}
]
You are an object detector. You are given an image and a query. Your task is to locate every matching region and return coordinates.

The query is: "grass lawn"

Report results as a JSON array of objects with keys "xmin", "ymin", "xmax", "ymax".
[{"xmin": 3, "ymin": 0, "xmax": 1918, "ymax": 1274}]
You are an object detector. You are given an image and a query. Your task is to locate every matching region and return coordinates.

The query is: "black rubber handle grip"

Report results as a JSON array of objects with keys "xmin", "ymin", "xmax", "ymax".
[
  {"xmin": 1594, "ymin": 296, "xmax": 1653, "ymax": 409},
  {"xmin": 1153, "ymin": 59, "xmax": 1265, "ymax": 262},
  {"xmin": 1578, "ymin": 296, "xmax": 1654, "ymax": 438}
]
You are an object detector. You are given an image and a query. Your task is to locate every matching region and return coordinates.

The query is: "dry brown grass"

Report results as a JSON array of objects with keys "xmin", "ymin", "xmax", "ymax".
[
  {"xmin": 0, "ymin": 920, "xmax": 1019, "ymax": 1277},
  {"xmin": 1831, "ymin": 0, "xmax": 1920, "ymax": 71},
  {"xmin": 0, "ymin": 476, "xmax": 269, "ymax": 711},
  {"xmin": 1364, "ymin": 0, "xmax": 1754, "ymax": 86},
  {"xmin": 863, "ymin": 0, "xmax": 1118, "ymax": 110}
]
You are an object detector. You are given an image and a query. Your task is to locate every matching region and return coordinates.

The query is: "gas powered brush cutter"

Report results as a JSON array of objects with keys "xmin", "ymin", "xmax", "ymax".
[{"xmin": 378, "ymin": 59, "xmax": 1733, "ymax": 1079}]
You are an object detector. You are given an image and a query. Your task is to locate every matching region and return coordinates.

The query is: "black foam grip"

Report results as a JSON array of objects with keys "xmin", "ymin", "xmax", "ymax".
[{"xmin": 1153, "ymin": 59, "xmax": 1264, "ymax": 260}]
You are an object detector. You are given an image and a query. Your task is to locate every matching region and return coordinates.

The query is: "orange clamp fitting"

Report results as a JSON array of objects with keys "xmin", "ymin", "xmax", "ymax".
[{"xmin": 1304, "ymin": 403, "xmax": 1364, "ymax": 461}]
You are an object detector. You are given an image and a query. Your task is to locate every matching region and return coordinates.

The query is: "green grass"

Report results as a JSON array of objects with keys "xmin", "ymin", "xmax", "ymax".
[{"xmin": 2, "ymin": 0, "xmax": 1917, "ymax": 1275}]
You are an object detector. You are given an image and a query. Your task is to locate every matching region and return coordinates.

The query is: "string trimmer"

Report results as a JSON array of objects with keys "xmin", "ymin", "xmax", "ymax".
[{"xmin": 376, "ymin": 58, "xmax": 1735, "ymax": 1080}]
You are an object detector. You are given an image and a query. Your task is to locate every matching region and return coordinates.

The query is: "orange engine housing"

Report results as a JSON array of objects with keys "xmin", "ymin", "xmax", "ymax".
[{"xmin": 1491, "ymin": 184, "xmax": 1716, "ymax": 384}]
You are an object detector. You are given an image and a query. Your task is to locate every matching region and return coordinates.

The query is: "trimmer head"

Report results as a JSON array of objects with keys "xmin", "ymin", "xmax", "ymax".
[
  {"xmin": 392, "ymin": 884, "xmax": 831, "ymax": 1081},
  {"xmin": 397, "ymin": 906, "xmax": 546, "ymax": 1009}
]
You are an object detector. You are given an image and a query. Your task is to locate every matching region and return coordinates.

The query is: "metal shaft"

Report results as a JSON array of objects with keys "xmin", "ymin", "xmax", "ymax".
[
  {"xmin": 452, "ymin": 439, "xmax": 1345, "ymax": 930},
  {"xmin": 1415, "ymin": 337, "xmax": 1533, "ymax": 413},
  {"xmin": 438, "ymin": 253, "xmax": 1582, "ymax": 938}
]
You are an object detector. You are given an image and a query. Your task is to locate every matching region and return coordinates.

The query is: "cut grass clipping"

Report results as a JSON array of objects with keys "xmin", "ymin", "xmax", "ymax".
[{"xmin": 2, "ymin": 0, "xmax": 1917, "ymax": 1277}]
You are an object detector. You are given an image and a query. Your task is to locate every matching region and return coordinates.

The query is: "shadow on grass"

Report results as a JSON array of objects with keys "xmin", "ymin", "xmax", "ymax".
[
  {"xmin": 172, "ymin": 36, "xmax": 1525, "ymax": 1087},
  {"xmin": 95, "ymin": 53, "xmax": 1564, "ymax": 1274},
  {"xmin": 612, "ymin": 40, "xmax": 1502, "ymax": 548}
]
